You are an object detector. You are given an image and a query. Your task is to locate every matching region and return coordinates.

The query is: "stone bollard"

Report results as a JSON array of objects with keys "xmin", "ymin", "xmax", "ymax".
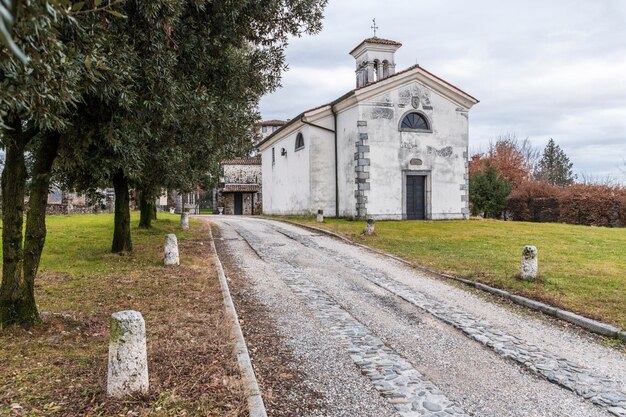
[
  {"xmin": 181, "ymin": 212, "xmax": 190, "ymax": 230},
  {"xmin": 164, "ymin": 234, "xmax": 180, "ymax": 266},
  {"xmin": 107, "ymin": 311, "xmax": 149, "ymax": 398},
  {"xmin": 363, "ymin": 218, "xmax": 376, "ymax": 236},
  {"xmin": 520, "ymin": 245, "xmax": 538, "ymax": 279},
  {"xmin": 316, "ymin": 209, "xmax": 324, "ymax": 223}
]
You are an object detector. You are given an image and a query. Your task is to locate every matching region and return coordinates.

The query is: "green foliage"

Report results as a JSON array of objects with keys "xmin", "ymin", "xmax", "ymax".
[
  {"xmin": 57, "ymin": 0, "xmax": 329, "ymax": 195},
  {"xmin": 0, "ymin": 0, "xmax": 28, "ymax": 63},
  {"xmin": 0, "ymin": 0, "xmax": 328, "ymax": 323},
  {"xmin": 535, "ymin": 138, "xmax": 575, "ymax": 186},
  {"xmin": 1, "ymin": 1, "xmax": 130, "ymax": 128},
  {"xmin": 469, "ymin": 164, "xmax": 512, "ymax": 218}
]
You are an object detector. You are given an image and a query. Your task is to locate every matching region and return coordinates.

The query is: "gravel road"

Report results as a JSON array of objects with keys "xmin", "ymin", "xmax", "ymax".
[{"xmin": 210, "ymin": 216, "xmax": 625, "ymax": 417}]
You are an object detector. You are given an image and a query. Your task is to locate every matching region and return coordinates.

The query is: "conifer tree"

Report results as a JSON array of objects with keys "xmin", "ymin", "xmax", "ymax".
[
  {"xmin": 535, "ymin": 138, "xmax": 575, "ymax": 186},
  {"xmin": 469, "ymin": 163, "xmax": 511, "ymax": 218}
]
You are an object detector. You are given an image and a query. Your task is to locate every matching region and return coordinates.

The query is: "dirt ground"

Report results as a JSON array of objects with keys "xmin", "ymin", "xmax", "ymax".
[{"xmin": 0, "ymin": 219, "xmax": 246, "ymax": 416}]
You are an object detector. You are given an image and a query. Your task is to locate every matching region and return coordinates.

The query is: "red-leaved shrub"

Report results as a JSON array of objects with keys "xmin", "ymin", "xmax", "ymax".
[
  {"xmin": 558, "ymin": 184, "xmax": 626, "ymax": 227},
  {"xmin": 507, "ymin": 181, "xmax": 561, "ymax": 222},
  {"xmin": 507, "ymin": 182, "xmax": 626, "ymax": 227}
]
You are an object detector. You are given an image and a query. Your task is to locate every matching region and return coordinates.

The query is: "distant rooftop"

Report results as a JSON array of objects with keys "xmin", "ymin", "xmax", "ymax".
[
  {"xmin": 349, "ymin": 37, "xmax": 402, "ymax": 55},
  {"xmin": 259, "ymin": 119, "xmax": 287, "ymax": 127}
]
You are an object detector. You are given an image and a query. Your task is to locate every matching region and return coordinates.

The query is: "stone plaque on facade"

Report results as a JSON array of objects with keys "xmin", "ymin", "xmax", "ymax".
[{"xmin": 411, "ymin": 95, "xmax": 420, "ymax": 109}]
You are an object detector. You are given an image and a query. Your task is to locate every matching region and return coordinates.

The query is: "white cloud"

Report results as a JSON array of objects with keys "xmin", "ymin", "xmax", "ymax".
[{"xmin": 260, "ymin": 0, "xmax": 626, "ymax": 180}]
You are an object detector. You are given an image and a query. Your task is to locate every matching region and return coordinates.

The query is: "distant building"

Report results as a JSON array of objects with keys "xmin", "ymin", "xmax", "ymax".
[
  {"xmin": 258, "ymin": 36, "xmax": 478, "ymax": 220},
  {"xmin": 257, "ymin": 120, "xmax": 287, "ymax": 140},
  {"xmin": 217, "ymin": 157, "xmax": 262, "ymax": 215}
]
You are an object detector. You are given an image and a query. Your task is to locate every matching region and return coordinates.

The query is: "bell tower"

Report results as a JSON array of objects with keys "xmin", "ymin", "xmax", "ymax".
[{"xmin": 349, "ymin": 36, "xmax": 402, "ymax": 88}]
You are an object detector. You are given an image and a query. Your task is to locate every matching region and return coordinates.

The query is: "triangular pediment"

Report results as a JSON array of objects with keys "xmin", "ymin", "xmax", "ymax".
[{"xmin": 350, "ymin": 66, "xmax": 478, "ymax": 110}]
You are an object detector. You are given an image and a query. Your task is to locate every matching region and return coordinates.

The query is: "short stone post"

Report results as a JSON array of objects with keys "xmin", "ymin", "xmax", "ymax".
[
  {"xmin": 181, "ymin": 212, "xmax": 190, "ymax": 230},
  {"xmin": 164, "ymin": 234, "xmax": 179, "ymax": 266},
  {"xmin": 363, "ymin": 218, "xmax": 376, "ymax": 236},
  {"xmin": 107, "ymin": 311, "xmax": 149, "ymax": 398},
  {"xmin": 520, "ymin": 245, "xmax": 538, "ymax": 279},
  {"xmin": 316, "ymin": 209, "xmax": 324, "ymax": 223}
]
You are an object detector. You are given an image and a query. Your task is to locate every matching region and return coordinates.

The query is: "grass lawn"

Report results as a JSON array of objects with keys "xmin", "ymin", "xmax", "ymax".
[
  {"xmin": 285, "ymin": 217, "xmax": 626, "ymax": 330},
  {"xmin": 0, "ymin": 213, "xmax": 245, "ymax": 416}
]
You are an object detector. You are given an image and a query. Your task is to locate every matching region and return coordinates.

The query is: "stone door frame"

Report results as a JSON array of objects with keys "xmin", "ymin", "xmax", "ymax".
[{"xmin": 401, "ymin": 170, "xmax": 431, "ymax": 220}]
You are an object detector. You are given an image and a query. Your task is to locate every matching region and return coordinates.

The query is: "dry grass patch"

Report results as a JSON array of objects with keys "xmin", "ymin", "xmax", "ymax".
[{"xmin": 0, "ymin": 214, "xmax": 246, "ymax": 416}]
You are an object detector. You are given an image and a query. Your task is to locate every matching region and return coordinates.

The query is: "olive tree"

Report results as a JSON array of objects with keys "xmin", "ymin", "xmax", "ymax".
[
  {"xmin": 0, "ymin": 0, "xmax": 133, "ymax": 327},
  {"xmin": 1, "ymin": 0, "xmax": 327, "ymax": 327},
  {"xmin": 62, "ymin": 0, "xmax": 327, "ymax": 249}
]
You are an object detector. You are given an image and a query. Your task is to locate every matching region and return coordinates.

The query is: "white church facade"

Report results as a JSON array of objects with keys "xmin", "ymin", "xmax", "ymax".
[{"xmin": 258, "ymin": 37, "xmax": 479, "ymax": 220}]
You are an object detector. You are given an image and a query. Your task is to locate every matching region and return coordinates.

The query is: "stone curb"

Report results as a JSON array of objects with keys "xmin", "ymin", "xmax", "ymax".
[
  {"xmin": 208, "ymin": 223, "xmax": 268, "ymax": 417},
  {"xmin": 269, "ymin": 218, "xmax": 626, "ymax": 342}
]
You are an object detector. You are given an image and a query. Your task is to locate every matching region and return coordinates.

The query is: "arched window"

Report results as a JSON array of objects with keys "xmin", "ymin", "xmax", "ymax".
[
  {"xmin": 373, "ymin": 59, "xmax": 380, "ymax": 81},
  {"xmin": 295, "ymin": 132, "xmax": 305, "ymax": 151},
  {"xmin": 382, "ymin": 60, "xmax": 390, "ymax": 78},
  {"xmin": 400, "ymin": 112, "xmax": 430, "ymax": 131}
]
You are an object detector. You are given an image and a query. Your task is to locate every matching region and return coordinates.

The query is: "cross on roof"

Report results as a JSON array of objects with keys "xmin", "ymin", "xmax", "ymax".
[{"xmin": 371, "ymin": 18, "xmax": 378, "ymax": 37}]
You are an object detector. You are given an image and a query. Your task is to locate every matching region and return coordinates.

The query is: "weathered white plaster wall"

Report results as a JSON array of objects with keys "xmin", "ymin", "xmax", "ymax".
[
  {"xmin": 336, "ymin": 106, "xmax": 359, "ymax": 217},
  {"xmin": 356, "ymin": 80, "xmax": 469, "ymax": 219},
  {"xmin": 260, "ymin": 73, "xmax": 472, "ymax": 220},
  {"xmin": 308, "ymin": 115, "xmax": 336, "ymax": 216},
  {"xmin": 262, "ymin": 126, "xmax": 312, "ymax": 215}
]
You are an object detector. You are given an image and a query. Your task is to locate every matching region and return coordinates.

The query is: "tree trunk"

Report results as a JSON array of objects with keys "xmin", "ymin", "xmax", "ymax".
[
  {"xmin": 0, "ymin": 119, "xmax": 35, "ymax": 327},
  {"xmin": 138, "ymin": 190, "xmax": 154, "ymax": 229},
  {"xmin": 22, "ymin": 132, "xmax": 60, "ymax": 315},
  {"xmin": 112, "ymin": 170, "xmax": 132, "ymax": 253}
]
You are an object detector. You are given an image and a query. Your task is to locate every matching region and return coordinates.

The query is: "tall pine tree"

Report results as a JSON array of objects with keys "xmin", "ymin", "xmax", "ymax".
[{"xmin": 535, "ymin": 138, "xmax": 575, "ymax": 186}]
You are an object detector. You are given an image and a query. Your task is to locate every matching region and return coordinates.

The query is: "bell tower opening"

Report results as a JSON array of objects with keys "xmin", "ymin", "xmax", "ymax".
[{"xmin": 349, "ymin": 37, "xmax": 402, "ymax": 88}]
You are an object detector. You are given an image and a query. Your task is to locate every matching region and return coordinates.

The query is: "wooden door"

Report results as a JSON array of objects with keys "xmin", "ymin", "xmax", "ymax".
[
  {"xmin": 406, "ymin": 176, "xmax": 426, "ymax": 220},
  {"xmin": 234, "ymin": 193, "xmax": 243, "ymax": 215}
]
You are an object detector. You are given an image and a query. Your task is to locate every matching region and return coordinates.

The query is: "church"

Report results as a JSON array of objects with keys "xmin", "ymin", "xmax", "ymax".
[{"xmin": 257, "ymin": 36, "xmax": 479, "ymax": 220}]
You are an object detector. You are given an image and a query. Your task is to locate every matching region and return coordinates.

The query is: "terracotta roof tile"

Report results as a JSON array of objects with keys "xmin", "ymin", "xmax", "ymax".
[
  {"xmin": 259, "ymin": 119, "xmax": 287, "ymax": 126},
  {"xmin": 349, "ymin": 37, "xmax": 402, "ymax": 55}
]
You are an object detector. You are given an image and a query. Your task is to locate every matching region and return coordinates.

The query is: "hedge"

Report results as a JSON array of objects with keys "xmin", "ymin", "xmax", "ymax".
[{"xmin": 507, "ymin": 182, "xmax": 626, "ymax": 227}]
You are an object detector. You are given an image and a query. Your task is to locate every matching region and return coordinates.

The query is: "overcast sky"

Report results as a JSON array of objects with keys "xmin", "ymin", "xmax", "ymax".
[{"xmin": 260, "ymin": 0, "xmax": 626, "ymax": 181}]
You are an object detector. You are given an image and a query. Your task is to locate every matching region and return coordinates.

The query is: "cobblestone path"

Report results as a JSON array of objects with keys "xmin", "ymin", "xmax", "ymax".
[
  {"xmin": 268, "ymin": 224, "xmax": 626, "ymax": 417},
  {"xmin": 211, "ymin": 216, "xmax": 625, "ymax": 417},
  {"xmin": 235, "ymin": 225, "xmax": 471, "ymax": 417}
]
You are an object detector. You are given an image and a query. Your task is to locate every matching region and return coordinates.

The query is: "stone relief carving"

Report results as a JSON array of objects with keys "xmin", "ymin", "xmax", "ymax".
[
  {"xmin": 398, "ymin": 89, "xmax": 411, "ymax": 106},
  {"xmin": 400, "ymin": 141, "xmax": 419, "ymax": 150},
  {"xmin": 427, "ymin": 146, "xmax": 453, "ymax": 158},
  {"xmin": 369, "ymin": 107, "xmax": 394, "ymax": 119}
]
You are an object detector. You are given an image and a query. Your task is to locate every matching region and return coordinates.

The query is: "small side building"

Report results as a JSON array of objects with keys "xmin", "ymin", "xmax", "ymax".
[{"xmin": 217, "ymin": 157, "xmax": 262, "ymax": 215}]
